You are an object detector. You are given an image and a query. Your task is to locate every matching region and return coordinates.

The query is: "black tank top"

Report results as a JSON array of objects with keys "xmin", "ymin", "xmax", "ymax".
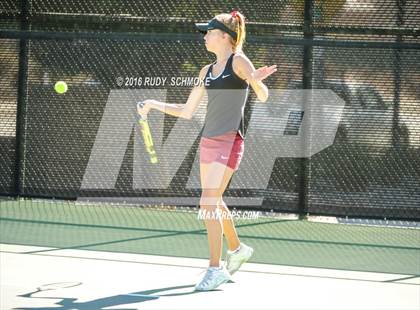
[{"xmin": 201, "ymin": 53, "xmax": 249, "ymax": 138}]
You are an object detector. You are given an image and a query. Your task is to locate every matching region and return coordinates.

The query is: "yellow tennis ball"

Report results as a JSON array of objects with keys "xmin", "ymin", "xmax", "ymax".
[{"xmin": 54, "ymin": 81, "xmax": 68, "ymax": 94}]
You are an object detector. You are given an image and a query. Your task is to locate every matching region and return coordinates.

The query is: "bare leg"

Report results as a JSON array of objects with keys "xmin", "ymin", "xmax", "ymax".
[
  {"xmin": 200, "ymin": 162, "xmax": 236, "ymax": 267},
  {"xmin": 200, "ymin": 201, "xmax": 223, "ymax": 267},
  {"xmin": 218, "ymin": 199, "xmax": 240, "ymax": 252}
]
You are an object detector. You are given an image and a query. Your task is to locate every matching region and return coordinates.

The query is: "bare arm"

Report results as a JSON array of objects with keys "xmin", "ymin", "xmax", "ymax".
[
  {"xmin": 233, "ymin": 54, "xmax": 277, "ymax": 103},
  {"xmin": 138, "ymin": 65, "xmax": 210, "ymax": 120}
]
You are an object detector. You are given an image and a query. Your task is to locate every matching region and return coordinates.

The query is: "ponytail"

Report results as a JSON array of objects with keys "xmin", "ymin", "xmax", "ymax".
[{"xmin": 232, "ymin": 11, "xmax": 246, "ymax": 53}]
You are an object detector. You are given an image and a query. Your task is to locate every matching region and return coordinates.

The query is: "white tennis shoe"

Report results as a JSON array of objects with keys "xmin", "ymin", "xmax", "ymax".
[
  {"xmin": 195, "ymin": 266, "xmax": 231, "ymax": 291},
  {"xmin": 225, "ymin": 243, "xmax": 254, "ymax": 275}
]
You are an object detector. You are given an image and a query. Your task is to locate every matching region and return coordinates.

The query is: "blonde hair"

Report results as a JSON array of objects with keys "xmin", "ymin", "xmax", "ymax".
[{"xmin": 215, "ymin": 12, "xmax": 246, "ymax": 53}]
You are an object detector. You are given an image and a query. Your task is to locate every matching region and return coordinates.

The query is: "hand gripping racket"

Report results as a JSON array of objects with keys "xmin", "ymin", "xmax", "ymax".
[{"xmin": 137, "ymin": 101, "xmax": 158, "ymax": 164}]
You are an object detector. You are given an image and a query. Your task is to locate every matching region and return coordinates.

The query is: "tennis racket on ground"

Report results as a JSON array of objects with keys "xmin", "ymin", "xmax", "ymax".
[{"xmin": 137, "ymin": 101, "xmax": 158, "ymax": 164}]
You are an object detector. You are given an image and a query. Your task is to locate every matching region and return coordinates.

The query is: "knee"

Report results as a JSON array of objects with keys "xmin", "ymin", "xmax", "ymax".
[{"xmin": 200, "ymin": 189, "xmax": 220, "ymax": 209}]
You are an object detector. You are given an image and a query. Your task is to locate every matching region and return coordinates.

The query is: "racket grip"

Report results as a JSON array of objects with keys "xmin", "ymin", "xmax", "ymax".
[{"xmin": 138, "ymin": 119, "xmax": 159, "ymax": 164}]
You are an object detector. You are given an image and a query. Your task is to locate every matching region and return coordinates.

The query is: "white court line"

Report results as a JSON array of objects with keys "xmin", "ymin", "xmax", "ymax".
[{"xmin": 1, "ymin": 243, "xmax": 418, "ymax": 285}]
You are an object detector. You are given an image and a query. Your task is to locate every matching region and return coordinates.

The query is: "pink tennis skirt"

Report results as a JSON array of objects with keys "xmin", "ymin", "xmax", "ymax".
[{"xmin": 199, "ymin": 130, "xmax": 245, "ymax": 171}]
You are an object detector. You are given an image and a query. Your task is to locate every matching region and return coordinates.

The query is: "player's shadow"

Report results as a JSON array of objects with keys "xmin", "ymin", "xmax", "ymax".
[{"xmin": 14, "ymin": 283, "xmax": 206, "ymax": 310}]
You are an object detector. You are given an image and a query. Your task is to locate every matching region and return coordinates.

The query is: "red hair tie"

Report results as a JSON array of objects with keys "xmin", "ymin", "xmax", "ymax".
[{"xmin": 231, "ymin": 10, "xmax": 238, "ymax": 18}]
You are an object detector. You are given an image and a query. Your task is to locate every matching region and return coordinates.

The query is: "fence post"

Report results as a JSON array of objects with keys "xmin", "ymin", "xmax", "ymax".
[
  {"xmin": 14, "ymin": 0, "xmax": 30, "ymax": 196},
  {"xmin": 392, "ymin": 0, "xmax": 405, "ymax": 147},
  {"xmin": 298, "ymin": 0, "xmax": 313, "ymax": 218}
]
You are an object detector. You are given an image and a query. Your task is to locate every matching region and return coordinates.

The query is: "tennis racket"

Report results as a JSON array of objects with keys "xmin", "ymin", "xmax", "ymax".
[{"xmin": 137, "ymin": 101, "xmax": 158, "ymax": 164}]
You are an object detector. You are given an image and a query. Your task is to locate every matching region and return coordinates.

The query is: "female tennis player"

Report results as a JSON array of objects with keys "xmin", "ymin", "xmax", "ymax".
[{"xmin": 138, "ymin": 11, "xmax": 276, "ymax": 291}]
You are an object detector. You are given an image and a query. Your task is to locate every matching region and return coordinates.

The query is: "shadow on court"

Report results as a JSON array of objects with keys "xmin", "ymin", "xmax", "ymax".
[{"xmin": 15, "ymin": 283, "xmax": 200, "ymax": 310}]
